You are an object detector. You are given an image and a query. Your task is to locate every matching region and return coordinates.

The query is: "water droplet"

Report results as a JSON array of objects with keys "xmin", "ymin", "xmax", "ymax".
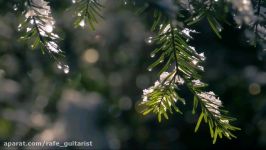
[
  {"xmin": 199, "ymin": 53, "xmax": 206, "ymax": 61},
  {"xmin": 192, "ymin": 16, "xmax": 199, "ymax": 21},
  {"xmin": 17, "ymin": 24, "xmax": 22, "ymax": 31},
  {"xmin": 159, "ymin": 60, "xmax": 164, "ymax": 63},
  {"xmin": 56, "ymin": 63, "xmax": 70, "ymax": 74},
  {"xmin": 13, "ymin": 4, "xmax": 18, "ymax": 11},
  {"xmin": 72, "ymin": 0, "xmax": 76, "ymax": 4},
  {"xmin": 26, "ymin": 27, "xmax": 32, "ymax": 32},
  {"xmin": 79, "ymin": 19, "xmax": 85, "ymax": 27},
  {"xmin": 146, "ymin": 36, "xmax": 153, "ymax": 45},
  {"xmin": 148, "ymin": 68, "xmax": 152, "ymax": 71},
  {"xmin": 150, "ymin": 53, "xmax": 155, "ymax": 58},
  {"xmin": 63, "ymin": 65, "xmax": 70, "ymax": 74},
  {"xmin": 57, "ymin": 63, "xmax": 63, "ymax": 69},
  {"xmin": 30, "ymin": 19, "xmax": 34, "ymax": 24}
]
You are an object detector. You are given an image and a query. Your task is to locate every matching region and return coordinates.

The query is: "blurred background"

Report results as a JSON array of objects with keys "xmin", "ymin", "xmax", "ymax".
[{"xmin": 0, "ymin": 0, "xmax": 266, "ymax": 149}]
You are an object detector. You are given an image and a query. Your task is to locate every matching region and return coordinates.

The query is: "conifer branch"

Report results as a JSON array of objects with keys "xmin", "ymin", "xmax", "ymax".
[
  {"xmin": 71, "ymin": 0, "xmax": 103, "ymax": 30},
  {"xmin": 19, "ymin": 0, "xmax": 69, "ymax": 73},
  {"xmin": 15, "ymin": 0, "xmax": 266, "ymax": 144},
  {"xmin": 138, "ymin": 1, "xmax": 240, "ymax": 143}
]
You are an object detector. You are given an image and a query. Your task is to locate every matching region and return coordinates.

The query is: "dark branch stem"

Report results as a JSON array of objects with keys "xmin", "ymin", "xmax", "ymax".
[{"xmin": 169, "ymin": 22, "xmax": 179, "ymax": 75}]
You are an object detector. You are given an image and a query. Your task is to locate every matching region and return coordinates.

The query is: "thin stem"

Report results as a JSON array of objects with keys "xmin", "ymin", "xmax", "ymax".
[{"xmin": 169, "ymin": 22, "xmax": 179, "ymax": 74}]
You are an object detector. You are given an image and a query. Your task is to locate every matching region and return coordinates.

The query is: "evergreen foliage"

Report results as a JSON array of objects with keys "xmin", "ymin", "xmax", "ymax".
[
  {"xmin": 71, "ymin": 0, "xmax": 103, "ymax": 30},
  {"xmin": 12, "ymin": 0, "xmax": 266, "ymax": 143}
]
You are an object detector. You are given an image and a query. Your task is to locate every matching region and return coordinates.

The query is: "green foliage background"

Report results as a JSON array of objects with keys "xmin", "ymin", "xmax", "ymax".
[{"xmin": 0, "ymin": 0, "xmax": 265, "ymax": 149}]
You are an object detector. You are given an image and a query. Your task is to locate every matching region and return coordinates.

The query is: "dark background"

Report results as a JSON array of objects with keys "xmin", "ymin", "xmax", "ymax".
[{"xmin": 0, "ymin": 0, "xmax": 265, "ymax": 149}]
